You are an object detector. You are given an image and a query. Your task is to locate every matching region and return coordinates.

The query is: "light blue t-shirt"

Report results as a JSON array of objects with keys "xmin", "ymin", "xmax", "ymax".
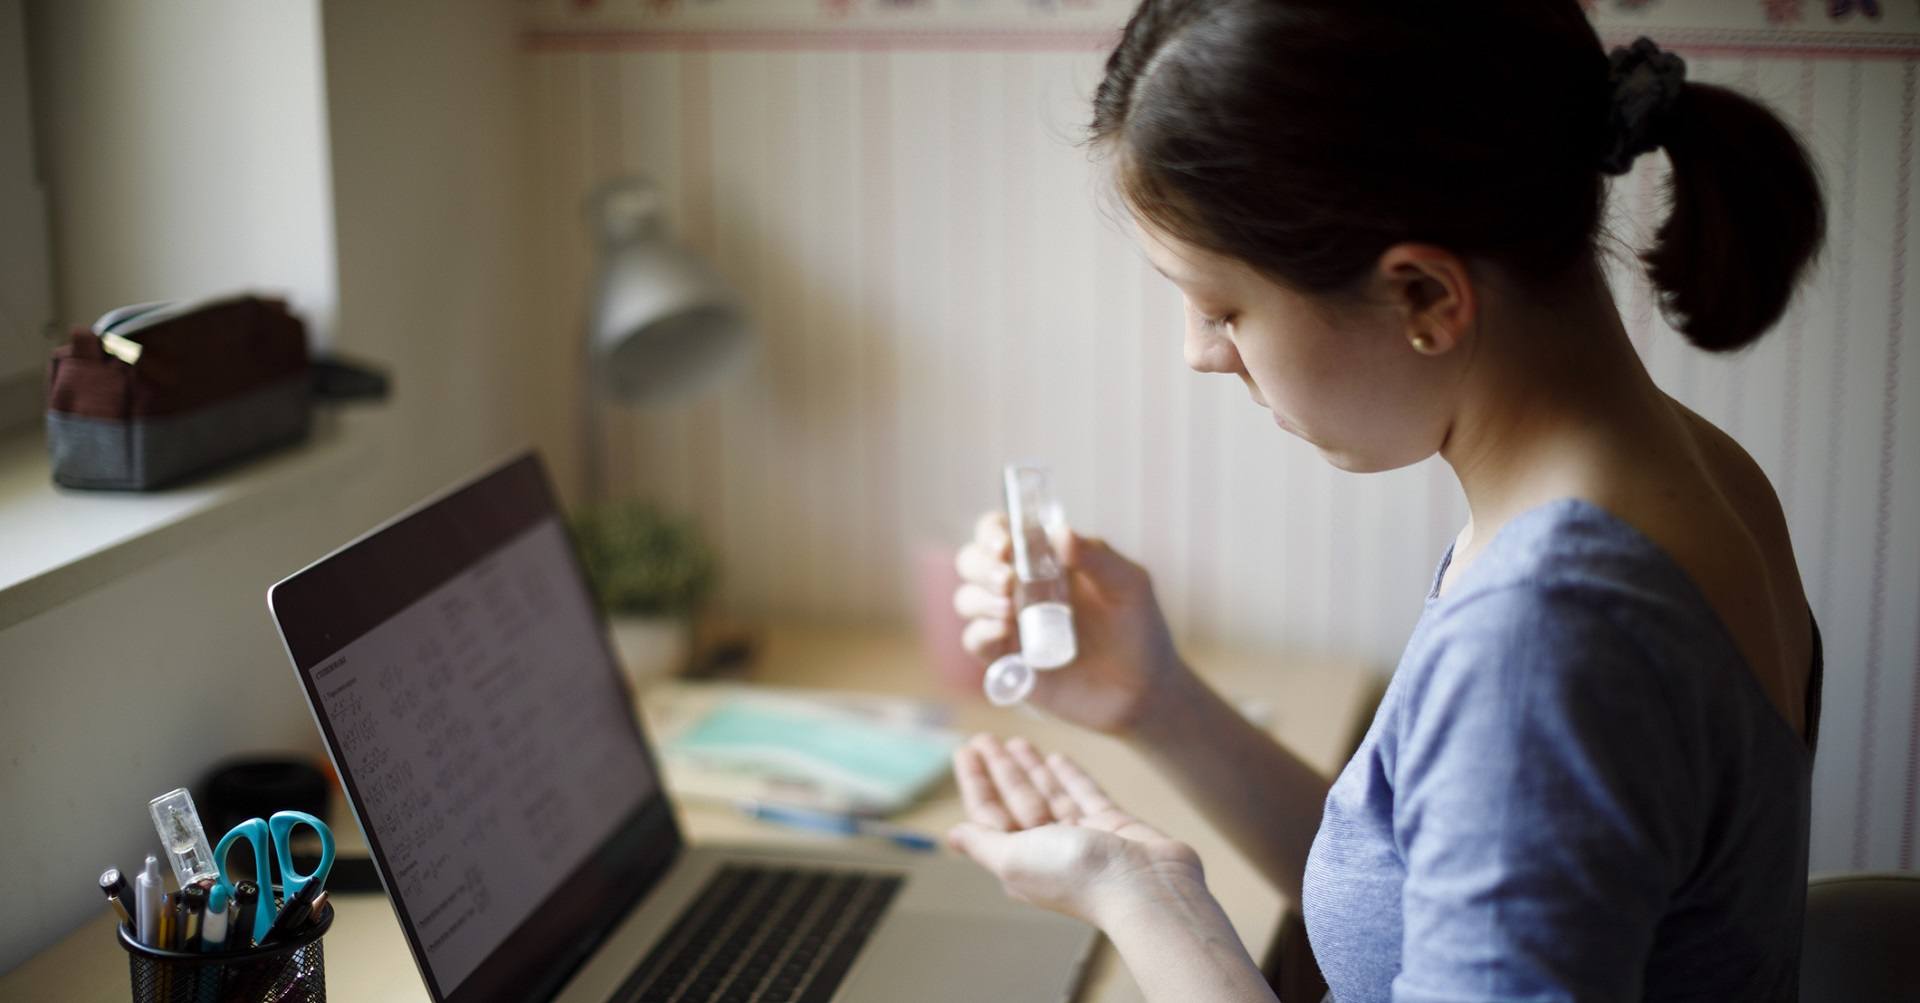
[{"xmin": 1301, "ymin": 498, "xmax": 1819, "ymax": 1003}]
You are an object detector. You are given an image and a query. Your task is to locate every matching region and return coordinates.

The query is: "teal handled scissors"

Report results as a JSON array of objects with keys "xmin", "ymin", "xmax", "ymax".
[{"xmin": 213, "ymin": 811, "xmax": 334, "ymax": 943}]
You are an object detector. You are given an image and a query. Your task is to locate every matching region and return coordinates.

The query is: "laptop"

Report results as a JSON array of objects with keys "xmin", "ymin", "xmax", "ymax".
[{"xmin": 268, "ymin": 452, "xmax": 1096, "ymax": 1003}]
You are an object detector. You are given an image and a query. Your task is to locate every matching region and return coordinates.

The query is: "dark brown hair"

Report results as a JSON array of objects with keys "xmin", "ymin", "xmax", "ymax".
[{"xmin": 1091, "ymin": 0, "xmax": 1826, "ymax": 352}]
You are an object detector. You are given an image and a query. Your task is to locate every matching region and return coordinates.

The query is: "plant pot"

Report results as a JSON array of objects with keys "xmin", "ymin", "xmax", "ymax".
[{"xmin": 607, "ymin": 614, "xmax": 692, "ymax": 689}]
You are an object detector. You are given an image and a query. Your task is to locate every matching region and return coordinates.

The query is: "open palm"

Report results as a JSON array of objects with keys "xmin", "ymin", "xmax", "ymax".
[{"xmin": 945, "ymin": 734, "xmax": 1201, "ymax": 925}]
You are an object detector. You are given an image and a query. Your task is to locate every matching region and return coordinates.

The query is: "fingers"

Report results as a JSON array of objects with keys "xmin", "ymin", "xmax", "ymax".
[
  {"xmin": 1006, "ymin": 737, "xmax": 1081, "ymax": 823},
  {"xmin": 944, "ymin": 820, "xmax": 1013, "ymax": 873},
  {"xmin": 952, "ymin": 582, "xmax": 1012, "ymax": 621},
  {"xmin": 973, "ymin": 511, "xmax": 1011, "ymax": 552},
  {"xmin": 960, "ymin": 617, "xmax": 1018, "ymax": 662},
  {"xmin": 1046, "ymin": 751, "xmax": 1118, "ymax": 819},
  {"xmin": 954, "ymin": 542, "xmax": 1013, "ymax": 596},
  {"xmin": 952, "ymin": 744, "xmax": 1015, "ymax": 831},
  {"xmin": 971, "ymin": 734, "xmax": 1053, "ymax": 829}
]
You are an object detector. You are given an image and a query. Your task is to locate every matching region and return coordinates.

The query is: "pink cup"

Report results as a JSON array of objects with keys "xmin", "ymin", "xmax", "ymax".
[{"xmin": 911, "ymin": 541, "xmax": 987, "ymax": 699}]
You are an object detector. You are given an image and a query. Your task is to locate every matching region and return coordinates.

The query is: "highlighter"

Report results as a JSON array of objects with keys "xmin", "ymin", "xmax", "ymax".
[{"xmin": 202, "ymin": 884, "xmax": 230, "ymax": 952}]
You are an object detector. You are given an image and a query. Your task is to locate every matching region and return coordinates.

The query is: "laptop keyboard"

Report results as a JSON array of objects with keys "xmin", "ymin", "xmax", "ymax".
[{"xmin": 611, "ymin": 865, "xmax": 905, "ymax": 1003}]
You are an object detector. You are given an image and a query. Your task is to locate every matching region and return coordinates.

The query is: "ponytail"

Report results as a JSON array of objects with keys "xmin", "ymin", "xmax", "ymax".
[
  {"xmin": 1089, "ymin": 6, "xmax": 1826, "ymax": 353},
  {"xmin": 1643, "ymin": 81, "xmax": 1827, "ymax": 352}
]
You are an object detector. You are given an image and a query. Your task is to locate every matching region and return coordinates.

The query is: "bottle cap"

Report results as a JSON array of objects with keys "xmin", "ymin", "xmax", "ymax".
[{"xmin": 983, "ymin": 654, "xmax": 1036, "ymax": 707}]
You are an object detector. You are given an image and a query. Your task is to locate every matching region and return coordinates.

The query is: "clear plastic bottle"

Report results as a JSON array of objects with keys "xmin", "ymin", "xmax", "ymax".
[{"xmin": 983, "ymin": 465, "xmax": 1078, "ymax": 706}]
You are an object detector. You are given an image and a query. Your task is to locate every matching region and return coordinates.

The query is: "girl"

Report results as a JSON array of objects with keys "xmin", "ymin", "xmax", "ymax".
[{"xmin": 946, "ymin": 2, "xmax": 1826, "ymax": 1000}]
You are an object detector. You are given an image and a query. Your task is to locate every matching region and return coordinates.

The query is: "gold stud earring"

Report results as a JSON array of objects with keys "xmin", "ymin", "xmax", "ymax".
[{"xmin": 1410, "ymin": 332, "xmax": 1436, "ymax": 354}]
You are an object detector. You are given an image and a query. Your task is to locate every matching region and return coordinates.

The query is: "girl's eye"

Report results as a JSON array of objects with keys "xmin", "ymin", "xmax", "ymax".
[{"xmin": 1201, "ymin": 313, "xmax": 1236, "ymax": 332}]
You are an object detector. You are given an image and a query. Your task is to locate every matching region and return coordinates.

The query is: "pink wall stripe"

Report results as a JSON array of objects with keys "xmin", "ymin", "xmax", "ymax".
[
  {"xmin": 1815, "ymin": 62, "xmax": 1863, "ymax": 632},
  {"xmin": 1778, "ymin": 59, "xmax": 1816, "ymax": 514},
  {"xmin": 860, "ymin": 52, "xmax": 898, "ymax": 615},
  {"xmin": 1855, "ymin": 59, "xmax": 1915, "ymax": 870},
  {"xmin": 1906, "ymin": 585, "xmax": 1920, "ymax": 868},
  {"xmin": 1628, "ymin": 154, "xmax": 1654, "ymax": 357},
  {"xmin": 523, "ymin": 28, "xmax": 1920, "ymax": 61},
  {"xmin": 677, "ymin": 49, "xmax": 726, "ymax": 557},
  {"xmin": 1894, "ymin": 61, "xmax": 1920, "ymax": 871}
]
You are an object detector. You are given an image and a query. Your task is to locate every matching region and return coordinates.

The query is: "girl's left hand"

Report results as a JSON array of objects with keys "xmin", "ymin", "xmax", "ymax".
[{"xmin": 945, "ymin": 734, "xmax": 1203, "ymax": 928}]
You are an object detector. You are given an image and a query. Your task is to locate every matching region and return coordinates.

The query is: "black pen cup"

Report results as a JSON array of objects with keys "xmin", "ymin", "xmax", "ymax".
[{"xmin": 117, "ymin": 899, "xmax": 332, "ymax": 1003}]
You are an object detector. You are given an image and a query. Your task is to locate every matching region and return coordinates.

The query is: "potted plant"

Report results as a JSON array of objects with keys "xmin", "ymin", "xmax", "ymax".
[{"xmin": 571, "ymin": 500, "xmax": 717, "ymax": 687}]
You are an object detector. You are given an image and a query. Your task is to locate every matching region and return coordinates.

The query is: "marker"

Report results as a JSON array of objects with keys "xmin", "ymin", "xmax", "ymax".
[
  {"xmin": 98, "ymin": 868, "xmax": 135, "ymax": 928},
  {"xmin": 180, "ymin": 884, "xmax": 206, "ymax": 951},
  {"xmin": 134, "ymin": 856, "xmax": 164, "ymax": 946},
  {"xmin": 232, "ymin": 881, "xmax": 260, "ymax": 949},
  {"xmin": 202, "ymin": 885, "xmax": 230, "ymax": 952}
]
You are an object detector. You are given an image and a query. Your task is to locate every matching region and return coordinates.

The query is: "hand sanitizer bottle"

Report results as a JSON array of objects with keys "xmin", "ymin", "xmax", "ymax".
[{"xmin": 983, "ymin": 465, "xmax": 1077, "ymax": 706}]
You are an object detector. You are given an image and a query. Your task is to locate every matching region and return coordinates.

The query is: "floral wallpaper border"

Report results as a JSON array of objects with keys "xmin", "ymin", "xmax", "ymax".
[{"xmin": 523, "ymin": 0, "xmax": 1920, "ymax": 54}]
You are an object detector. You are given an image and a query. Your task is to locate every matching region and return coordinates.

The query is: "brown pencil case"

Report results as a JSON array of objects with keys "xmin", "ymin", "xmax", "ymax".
[{"xmin": 45, "ymin": 295, "xmax": 313, "ymax": 490}]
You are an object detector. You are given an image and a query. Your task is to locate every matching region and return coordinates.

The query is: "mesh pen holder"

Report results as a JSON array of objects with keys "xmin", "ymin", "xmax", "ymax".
[{"xmin": 117, "ymin": 899, "xmax": 332, "ymax": 1003}]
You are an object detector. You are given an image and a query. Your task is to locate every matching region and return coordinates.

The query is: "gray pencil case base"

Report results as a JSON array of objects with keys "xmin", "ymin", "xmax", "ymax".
[{"xmin": 47, "ymin": 376, "xmax": 313, "ymax": 491}]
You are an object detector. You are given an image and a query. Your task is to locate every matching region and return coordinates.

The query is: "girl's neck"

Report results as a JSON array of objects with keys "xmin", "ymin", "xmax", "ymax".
[{"xmin": 1438, "ymin": 266, "xmax": 1680, "ymax": 578}]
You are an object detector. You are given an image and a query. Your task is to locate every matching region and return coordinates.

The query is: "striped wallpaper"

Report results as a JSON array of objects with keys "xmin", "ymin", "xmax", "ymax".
[{"xmin": 520, "ymin": 9, "xmax": 1920, "ymax": 875}]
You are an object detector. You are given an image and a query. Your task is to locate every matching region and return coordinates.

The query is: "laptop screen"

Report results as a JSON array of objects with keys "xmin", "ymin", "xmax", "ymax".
[{"xmin": 271, "ymin": 453, "xmax": 681, "ymax": 1003}]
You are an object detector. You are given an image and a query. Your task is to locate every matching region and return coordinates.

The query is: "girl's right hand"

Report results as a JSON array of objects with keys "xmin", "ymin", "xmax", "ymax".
[{"xmin": 952, "ymin": 513, "xmax": 1188, "ymax": 735}]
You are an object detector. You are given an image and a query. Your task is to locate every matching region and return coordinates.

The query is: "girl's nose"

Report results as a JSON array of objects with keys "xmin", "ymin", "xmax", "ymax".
[{"xmin": 1184, "ymin": 323, "xmax": 1242, "ymax": 375}]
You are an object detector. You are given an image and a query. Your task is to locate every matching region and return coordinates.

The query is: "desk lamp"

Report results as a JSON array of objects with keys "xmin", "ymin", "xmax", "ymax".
[{"xmin": 580, "ymin": 176, "xmax": 751, "ymax": 499}]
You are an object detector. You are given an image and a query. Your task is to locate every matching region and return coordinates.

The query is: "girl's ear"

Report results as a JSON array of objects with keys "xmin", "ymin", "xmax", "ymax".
[{"xmin": 1375, "ymin": 244, "xmax": 1476, "ymax": 356}]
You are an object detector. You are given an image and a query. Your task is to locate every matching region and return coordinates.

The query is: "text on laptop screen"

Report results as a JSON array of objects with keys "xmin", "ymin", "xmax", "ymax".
[{"xmin": 305, "ymin": 515, "xmax": 655, "ymax": 994}]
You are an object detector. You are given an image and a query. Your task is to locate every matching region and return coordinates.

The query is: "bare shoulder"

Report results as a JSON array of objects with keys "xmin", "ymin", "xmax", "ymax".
[
  {"xmin": 1660, "ymin": 397, "xmax": 1814, "ymax": 732},
  {"xmin": 1668, "ymin": 401, "xmax": 1800, "ymax": 572}
]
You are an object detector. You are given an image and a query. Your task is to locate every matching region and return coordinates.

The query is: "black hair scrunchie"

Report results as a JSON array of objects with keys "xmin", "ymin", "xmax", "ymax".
[{"xmin": 1599, "ymin": 37, "xmax": 1687, "ymax": 176}]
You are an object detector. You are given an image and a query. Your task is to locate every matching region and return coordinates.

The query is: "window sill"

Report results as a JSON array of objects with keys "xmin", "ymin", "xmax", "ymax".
[{"xmin": 0, "ymin": 407, "xmax": 385, "ymax": 630}]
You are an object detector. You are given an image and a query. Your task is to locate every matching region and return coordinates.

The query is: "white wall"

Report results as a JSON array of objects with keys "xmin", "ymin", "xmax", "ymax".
[
  {"xmin": 320, "ymin": 0, "xmax": 537, "ymax": 491},
  {"xmin": 0, "ymin": 0, "xmax": 535, "ymax": 972},
  {"xmin": 26, "ymin": 0, "xmax": 339, "ymax": 345}
]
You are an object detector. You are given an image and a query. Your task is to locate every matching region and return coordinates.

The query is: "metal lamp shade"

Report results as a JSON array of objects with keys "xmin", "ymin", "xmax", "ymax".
[{"xmin": 585, "ymin": 177, "xmax": 750, "ymax": 403}]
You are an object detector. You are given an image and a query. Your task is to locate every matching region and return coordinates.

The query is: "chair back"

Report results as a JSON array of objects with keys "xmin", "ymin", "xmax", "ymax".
[{"xmin": 1801, "ymin": 871, "xmax": 1920, "ymax": 1002}]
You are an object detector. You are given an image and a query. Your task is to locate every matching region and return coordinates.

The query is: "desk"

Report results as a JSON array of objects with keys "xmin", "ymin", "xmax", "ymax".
[{"xmin": 0, "ymin": 624, "xmax": 1376, "ymax": 1002}]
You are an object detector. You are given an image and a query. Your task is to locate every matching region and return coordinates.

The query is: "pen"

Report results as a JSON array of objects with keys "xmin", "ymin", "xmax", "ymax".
[
  {"xmin": 98, "ymin": 868, "xmax": 135, "ymax": 928},
  {"xmin": 162, "ymin": 892, "xmax": 181, "ymax": 950},
  {"xmin": 732, "ymin": 799, "xmax": 938, "ymax": 852},
  {"xmin": 181, "ymin": 884, "xmax": 206, "ymax": 951},
  {"xmin": 232, "ymin": 881, "xmax": 260, "ymax": 949},
  {"xmin": 154, "ymin": 894, "xmax": 175, "ymax": 1000},
  {"xmin": 134, "ymin": 856, "xmax": 164, "ymax": 946}
]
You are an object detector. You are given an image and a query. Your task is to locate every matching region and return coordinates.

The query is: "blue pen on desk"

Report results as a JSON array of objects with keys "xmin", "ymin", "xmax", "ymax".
[{"xmin": 733, "ymin": 799, "xmax": 937, "ymax": 852}]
